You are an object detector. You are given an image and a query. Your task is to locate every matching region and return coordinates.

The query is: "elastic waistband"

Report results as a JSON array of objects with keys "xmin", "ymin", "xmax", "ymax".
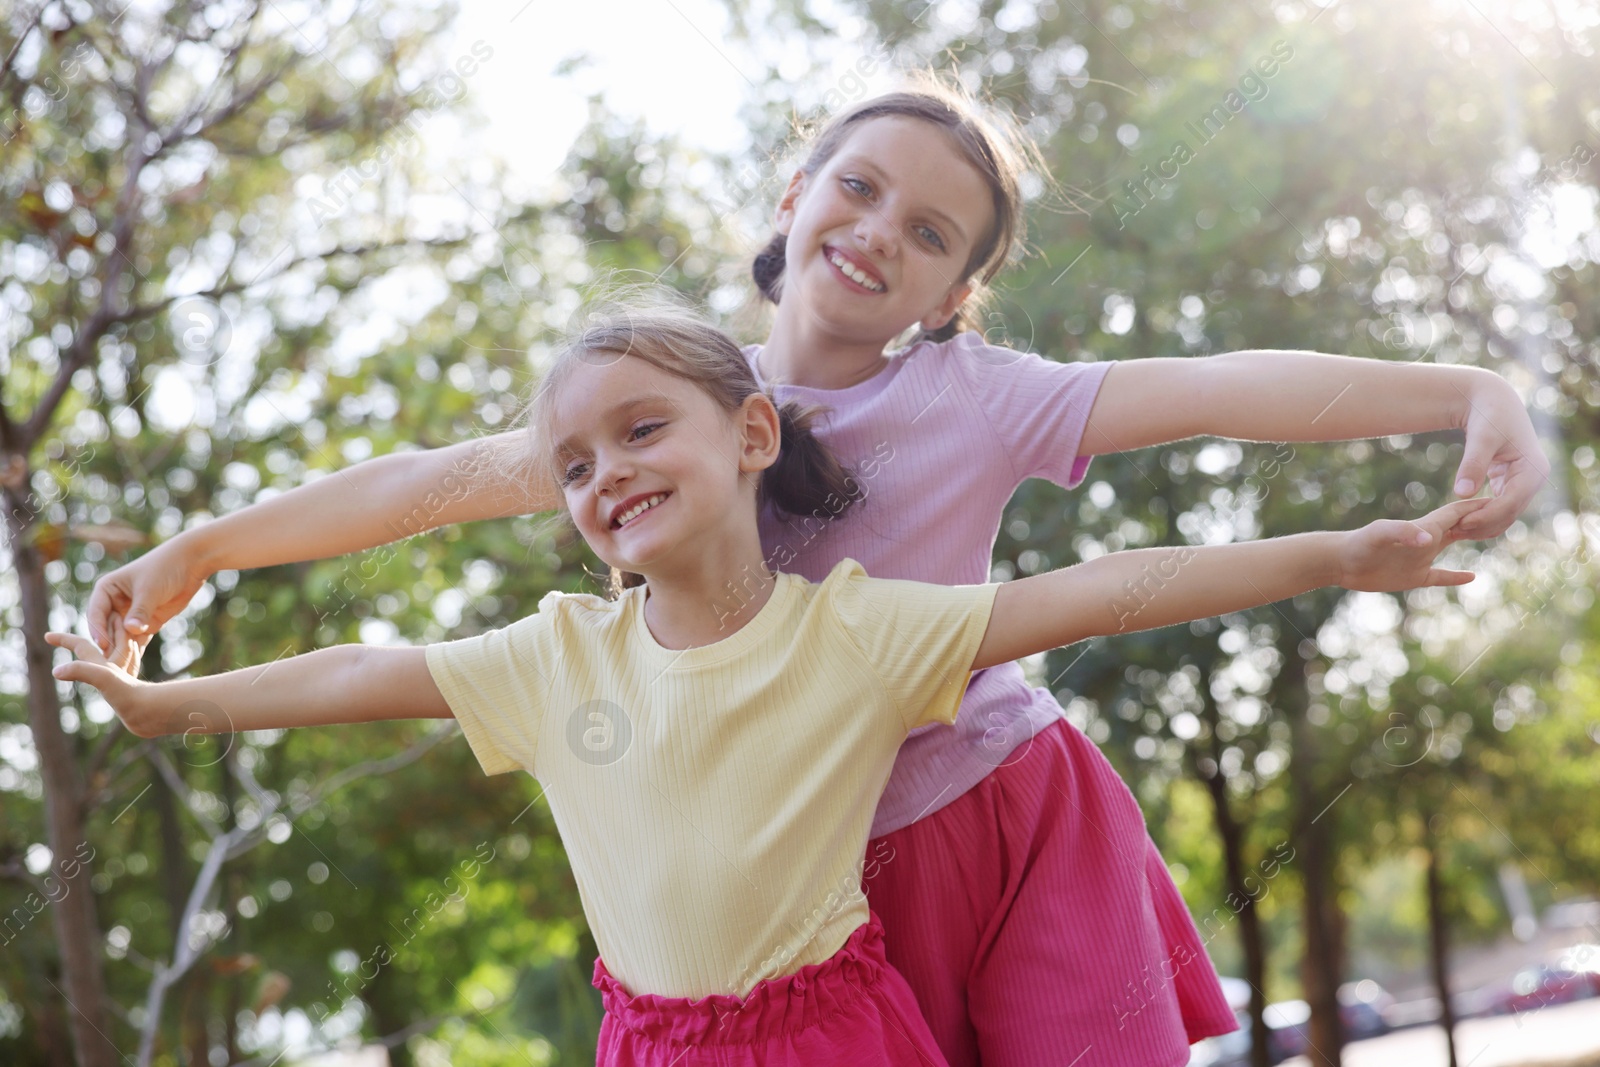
[{"xmin": 592, "ymin": 915, "xmax": 888, "ymax": 1045}]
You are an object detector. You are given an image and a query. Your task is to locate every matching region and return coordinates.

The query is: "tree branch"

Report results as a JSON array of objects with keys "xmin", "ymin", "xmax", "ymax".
[
  {"xmin": 227, "ymin": 1006, "xmax": 469, "ymax": 1067},
  {"xmin": 0, "ymin": 387, "xmax": 17, "ymax": 454},
  {"xmin": 146, "ymin": 747, "xmax": 224, "ymax": 839},
  {"xmin": 19, "ymin": 169, "xmax": 153, "ymax": 447},
  {"xmin": 105, "ymin": 234, "xmax": 477, "ymax": 330},
  {"xmin": 0, "ymin": 0, "xmax": 50, "ymax": 88},
  {"xmin": 266, "ymin": 723, "xmax": 456, "ymax": 834},
  {"xmin": 0, "ymin": 858, "xmax": 51, "ymax": 898},
  {"xmin": 130, "ymin": 723, "xmax": 457, "ymax": 1067}
]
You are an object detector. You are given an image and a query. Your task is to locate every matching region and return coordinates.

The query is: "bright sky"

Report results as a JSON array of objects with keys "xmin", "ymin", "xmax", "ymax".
[{"xmin": 440, "ymin": 0, "xmax": 767, "ymax": 190}]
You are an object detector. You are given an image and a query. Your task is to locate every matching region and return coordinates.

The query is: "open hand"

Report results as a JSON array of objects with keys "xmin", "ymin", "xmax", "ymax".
[
  {"xmin": 47, "ymin": 631, "xmax": 160, "ymax": 737},
  {"xmin": 1453, "ymin": 375, "xmax": 1550, "ymax": 538},
  {"xmin": 1338, "ymin": 498, "xmax": 1489, "ymax": 592}
]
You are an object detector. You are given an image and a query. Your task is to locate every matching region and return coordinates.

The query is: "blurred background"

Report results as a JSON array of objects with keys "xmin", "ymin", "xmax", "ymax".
[{"xmin": 1, "ymin": 1, "xmax": 1597, "ymax": 1065}]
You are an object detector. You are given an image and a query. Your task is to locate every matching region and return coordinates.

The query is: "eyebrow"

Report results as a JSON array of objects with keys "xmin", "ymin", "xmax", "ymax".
[
  {"xmin": 552, "ymin": 392, "xmax": 678, "ymax": 457},
  {"xmin": 839, "ymin": 155, "xmax": 973, "ymax": 248}
]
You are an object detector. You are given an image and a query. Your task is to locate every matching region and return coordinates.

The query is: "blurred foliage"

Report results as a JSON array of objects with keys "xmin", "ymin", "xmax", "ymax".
[{"xmin": 2, "ymin": 0, "xmax": 1598, "ymax": 1065}]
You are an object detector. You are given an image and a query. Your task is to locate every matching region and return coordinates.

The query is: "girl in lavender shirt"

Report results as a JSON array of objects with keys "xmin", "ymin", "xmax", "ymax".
[{"xmin": 91, "ymin": 82, "xmax": 1544, "ymax": 1066}]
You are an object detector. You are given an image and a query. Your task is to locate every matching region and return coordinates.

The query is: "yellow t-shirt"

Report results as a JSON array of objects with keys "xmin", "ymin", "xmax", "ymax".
[{"xmin": 425, "ymin": 558, "xmax": 997, "ymax": 999}]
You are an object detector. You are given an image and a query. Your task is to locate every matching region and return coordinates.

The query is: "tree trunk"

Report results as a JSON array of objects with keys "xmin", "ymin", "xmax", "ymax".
[
  {"xmin": 222, "ymin": 741, "xmax": 242, "ymax": 1065},
  {"xmin": 1425, "ymin": 816, "xmax": 1461, "ymax": 1067},
  {"xmin": 31, "ymin": 979, "xmax": 77, "ymax": 1067},
  {"xmin": 1283, "ymin": 627, "xmax": 1342, "ymax": 1067},
  {"xmin": 1297, "ymin": 811, "xmax": 1341, "ymax": 1067},
  {"xmin": 4, "ymin": 469, "xmax": 120, "ymax": 1067},
  {"xmin": 1195, "ymin": 658, "xmax": 1270, "ymax": 1067}
]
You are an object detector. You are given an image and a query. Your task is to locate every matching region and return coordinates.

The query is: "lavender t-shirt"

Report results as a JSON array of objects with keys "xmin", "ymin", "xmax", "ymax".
[{"xmin": 749, "ymin": 331, "xmax": 1114, "ymax": 838}]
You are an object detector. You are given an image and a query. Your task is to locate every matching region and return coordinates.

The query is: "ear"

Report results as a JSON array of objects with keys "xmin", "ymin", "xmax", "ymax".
[
  {"xmin": 774, "ymin": 170, "xmax": 808, "ymax": 237},
  {"xmin": 921, "ymin": 281, "xmax": 973, "ymax": 333},
  {"xmin": 736, "ymin": 392, "xmax": 783, "ymax": 476}
]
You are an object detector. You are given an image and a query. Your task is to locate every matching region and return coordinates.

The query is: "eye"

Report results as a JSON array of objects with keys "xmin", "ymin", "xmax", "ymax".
[
  {"xmin": 914, "ymin": 225, "xmax": 946, "ymax": 251},
  {"xmin": 630, "ymin": 421, "xmax": 664, "ymax": 441},
  {"xmin": 560, "ymin": 460, "xmax": 590, "ymax": 487},
  {"xmin": 842, "ymin": 176, "xmax": 872, "ymax": 197}
]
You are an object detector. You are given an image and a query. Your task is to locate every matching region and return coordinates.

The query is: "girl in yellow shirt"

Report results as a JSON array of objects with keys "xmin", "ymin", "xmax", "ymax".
[{"xmin": 49, "ymin": 305, "xmax": 1485, "ymax": 1067}]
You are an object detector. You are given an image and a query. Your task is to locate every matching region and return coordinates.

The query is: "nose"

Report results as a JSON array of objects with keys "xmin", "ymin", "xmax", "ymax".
[
  {"xmin": 853, "ymin": 207, "xmax": 899, "ymax": 259},
  {"xmin": 592, "ymin": 446, "xmax": 634, "ymax": 502}
]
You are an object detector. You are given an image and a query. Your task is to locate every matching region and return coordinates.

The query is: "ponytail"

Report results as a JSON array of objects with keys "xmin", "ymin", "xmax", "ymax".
[
  {"xmin": 765, "ymin": 400, "xmax": 861, "ymax": 522},
  {"xmin": 752, "ymin": 233, "xmax": 788, "ymax": 304},
  {"xmin": 607, "ymin": 567, "xmax": 647, "ymax": 596}
]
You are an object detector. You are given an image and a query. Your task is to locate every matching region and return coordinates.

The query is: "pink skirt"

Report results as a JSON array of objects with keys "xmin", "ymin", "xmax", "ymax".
[
  {"xmin": 864, "ymin": 718, "xmax": 1238, "ymax": 1067},
  {"xmin": 591, "ymin": 913, "xmax": 949, "ymax": 1066}
]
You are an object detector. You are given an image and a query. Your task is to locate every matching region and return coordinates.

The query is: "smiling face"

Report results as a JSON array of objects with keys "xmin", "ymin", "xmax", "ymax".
[
  {"xmin": 547, "ymin": 355, "xmax": 777, "ymax": 579},
  {"xmin": 774, "ymin": 115, "xmax": 997, "ymax": 343}
]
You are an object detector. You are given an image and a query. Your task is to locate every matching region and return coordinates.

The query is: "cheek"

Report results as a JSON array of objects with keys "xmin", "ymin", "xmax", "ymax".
[
  {"xmin": 563, "ymin": 492, "xmax": 598, "ymax": 534},
  {"xmin": 798, "ymin": 186, "xmax": 846, "ymax": 230}
]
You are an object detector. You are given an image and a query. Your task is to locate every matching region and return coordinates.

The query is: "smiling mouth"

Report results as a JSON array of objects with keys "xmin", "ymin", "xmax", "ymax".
[
  {"xmin": 827, "ymin": 249, "xmax": 885, "ymax": 292},
  {"xmin": 611, "ymin": 492, "xmax": 670, "ymax": 530}
]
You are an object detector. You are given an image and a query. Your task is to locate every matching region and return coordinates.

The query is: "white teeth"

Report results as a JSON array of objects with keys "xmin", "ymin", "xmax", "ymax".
[
  {"xmin": 829, "ymin": 252, "xmax": 883, "ymax": 291},
  {"xmin": 615, "ymin": 493, "xmax": 667, "ymax": 528}
]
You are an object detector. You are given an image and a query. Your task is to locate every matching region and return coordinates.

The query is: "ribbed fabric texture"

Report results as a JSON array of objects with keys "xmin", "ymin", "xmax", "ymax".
[
  {"xmin": 749, "ymin": 332, "xmax": 1115, "ymax": 835},
  {"xmin": 425, "ymin": 559, "xmax": 997, "ymax": 1000},
  {"xmin": 592, "ymin": 914, "xmax": 949, "ymax": 1065},
  {"xmin": 863, "ymin": 719, "xmax": 1239, "ymax": 1067}
]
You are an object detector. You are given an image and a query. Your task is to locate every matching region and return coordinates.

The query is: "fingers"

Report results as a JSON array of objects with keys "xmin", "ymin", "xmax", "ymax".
[
  {"xmin": 1427, "ymin": 497, "xmax": 1494, "ymax": 522},
  {"xmin": 86, "ymin": 579, "xmax": 126, "ymax": 652},
  {"xmin": 1460, "ymin": 458, "xmax": 1541, "ymax": 535},
  {"xmin": 1456, "ymin": 495, "xmax": 1515, "ymax": 539},
  {"xmin": 46, "ymin": 630, "xmax": 109, "ymax": 665},
  {"xmin": 1419, "ymin": 498, "xmax": 1492, "ymax": 540},
  {"xmin": 1365, "ymin": 519, "xmax": 1426, "ymax": 547},
  {"xmin": 1420, "ymin": 500, "xmax": 1493, "ymax": 549},
  {"xmin": 1426, "ymin": 567, "xmax": 1475, "ymax": 587},
  {"xmin": 1486, "ymin": 459, "xmax": 1513, "ymax": 498},
  {"xmin": 125, "ymin": 600, "xmax": 154, "ymax": 635},
  {"xmin": 50, "ymin": 659, "xmax": 123, "ymax": 690},
  {"xmin": 45, "ymin": 632, "xmax": 122, "ymax": 691},
  {"xmin": 108, "ymin": 616, "xmax": 139, "ymax": 675},
  {"xmin": 1453, "ymin": 434, "xmax": 1498, "ymax": 499},
  {"xmin": 1384, "ymin": 519, "xmax": 1446, "ymax": 548}
]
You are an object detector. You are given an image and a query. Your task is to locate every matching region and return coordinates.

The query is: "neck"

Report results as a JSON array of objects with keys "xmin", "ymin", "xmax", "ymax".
[
  {"xmin": 634, "ymin": 516, "xmax": 779, "ymax": 650},
  {"xmin": 759, "ymin": 296, "xmax": 898, "ymax": 390}
]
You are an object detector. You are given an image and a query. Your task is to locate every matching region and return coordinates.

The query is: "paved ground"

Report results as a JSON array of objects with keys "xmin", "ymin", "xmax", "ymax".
[{"xmin": 1283, "ymin": 997, "xmax": 1600, "ymax": 1067}]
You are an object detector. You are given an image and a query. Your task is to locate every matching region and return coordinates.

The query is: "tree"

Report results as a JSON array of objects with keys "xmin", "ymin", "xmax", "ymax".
[{"xmin": 0, "ymin": 3, "xmax": 601, "ymax": 1062}]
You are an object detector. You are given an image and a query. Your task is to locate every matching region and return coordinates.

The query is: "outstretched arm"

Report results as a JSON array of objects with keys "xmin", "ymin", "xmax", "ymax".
[
  {"xmin": 971, "ymin": 497, "xmax": 1486, "ymax": 670},
  {"xmin": 1079, "ymin": 352, "xmax": 1547, "ymax": 537},
  {"xmin": 88, "ymin": 431, "xmax": 554, "ymax": 656},
  {"xmin": 46, "ymin": 632, "xmax": 452, "ymax": 737}
]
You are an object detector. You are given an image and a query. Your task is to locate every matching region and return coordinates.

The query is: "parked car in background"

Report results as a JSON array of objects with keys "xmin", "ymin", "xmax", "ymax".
[
  {"xmin": 1187, "ymin": 1023, "xmax": 1252, "ymax": 1067},
  {"xmin": 1338, "ymin": 979, "xmax": 1395, "ymax": 1040},
  {"xmin": 1504, "ymin": 962, "xmax": 1599, "ymax": 1013},
  {"xmin": 1263, "ymin": 999, "xmax": 1312, "ymax": 1061},
  {"xmin": 1188, "ymin": 979, "xmax": 1398, "ymax": 1065},
  {"xmin": 1558, "ymin": 942, "xmax": 1600, "ymax": 990},
  {"xmin": 1188, "ymin": 977, "xmax": 1253, "ymax": 1067}
]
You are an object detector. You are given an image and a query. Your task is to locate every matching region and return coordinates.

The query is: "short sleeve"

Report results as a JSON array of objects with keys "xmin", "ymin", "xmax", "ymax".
[
  {"xmin": 824, "ymin": 560, "xmax": 1000, "ymax": 732},
  {"xmin": 946, "ymin": 332, "xmax": 1114, "ymax": 489},
  {"xmin": 425, "ymin": 610, "xmax": 558, "ymax": 777}
]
